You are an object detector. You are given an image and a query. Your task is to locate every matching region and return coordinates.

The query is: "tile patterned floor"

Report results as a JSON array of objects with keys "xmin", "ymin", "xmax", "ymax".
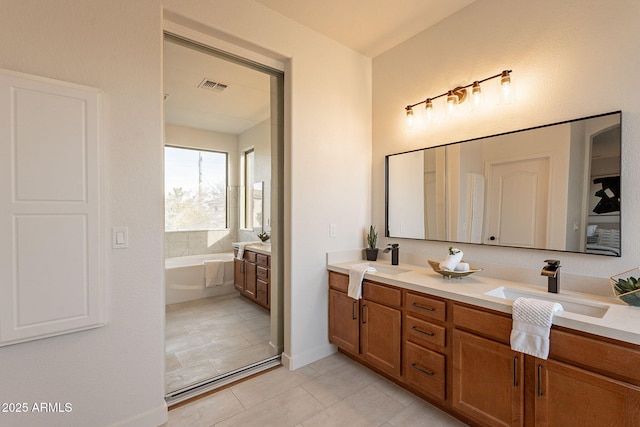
[
  {"xmin": 166, "ymin": 352, "xmax": 467, "ymax": 426},
  {"xmin": 166, "ymin": 293, "xmax": 275, "ymax": 393}
]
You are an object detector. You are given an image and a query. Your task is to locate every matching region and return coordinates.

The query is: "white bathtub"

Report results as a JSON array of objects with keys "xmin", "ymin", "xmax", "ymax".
[{"xmin": 165, "ymin": 253, "xmax": 235, "ymax": 305}]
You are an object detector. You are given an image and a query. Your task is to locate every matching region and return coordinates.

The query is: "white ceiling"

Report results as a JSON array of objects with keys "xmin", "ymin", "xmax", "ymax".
[
  {"xmin": 163, "ymin": 39, "xmax": 271, "ymax": 135},
  {"xmin": 255, "ymin": 0, "xmax": 476, "ymax": 58},
  {"xmin": 164, "ymin": 0, "xmax": 475, "ymax": 134}
]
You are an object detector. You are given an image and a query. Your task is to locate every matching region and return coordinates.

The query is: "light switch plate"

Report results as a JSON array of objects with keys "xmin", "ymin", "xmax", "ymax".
[{"xmin": 112, "ymin": 227, "xmax": 129, "ymax": 249}]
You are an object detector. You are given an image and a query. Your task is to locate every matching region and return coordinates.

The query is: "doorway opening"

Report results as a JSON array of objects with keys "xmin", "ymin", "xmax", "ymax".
[{"xmin": 163, "ymin": 32, "xmax": 284, "ymax": 405}]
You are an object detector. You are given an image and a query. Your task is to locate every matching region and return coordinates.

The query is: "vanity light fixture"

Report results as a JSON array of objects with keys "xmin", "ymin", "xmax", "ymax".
[{"xmin": 405, "ymin": 69, "xmax": 512, "ymax": 124}]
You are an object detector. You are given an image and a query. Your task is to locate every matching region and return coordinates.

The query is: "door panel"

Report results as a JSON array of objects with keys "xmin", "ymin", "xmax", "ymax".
[{"xmin": 486, "ymin": 157, "xmax": 549, "ymax": 248}]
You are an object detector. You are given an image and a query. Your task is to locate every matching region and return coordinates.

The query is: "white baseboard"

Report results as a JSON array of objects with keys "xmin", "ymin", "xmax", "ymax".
[{"xmin": 281, "ymin": 343, "xmax": 337, "ymax": 370}]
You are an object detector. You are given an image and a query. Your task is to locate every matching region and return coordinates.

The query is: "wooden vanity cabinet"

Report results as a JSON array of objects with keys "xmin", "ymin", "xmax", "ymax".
[
  {"xmin": 256, "ymin": 253, "xmax": 270, "ymax": 309},
  {"xmin": 328, "ymin": 272, "xmax": 402, "ymax": 378},
  {"xmin": 452, "ymin": 304, "xmax": 524, "ymax": 427},
  {"xmin": 453, "ymin": 303, "xmax": 640, "ymax": 427},
  {"xmin": 327, "ymin": 270, "xmax": 640, "ymax": 427},
  {"xmin": 534, "ymin": 357, "xmax": 640, "ymax": 427},
  {"xmin": 244, "ymin": 251, "xmax": 257, "ymax": 299},
  {"xmin": 328, "ymin": 272, "xmax": 360, "ymax": 354},
  {"xmin": 534, "ymin": 328, "xmax": 640, "ymax": 427},
  {"xmin": 233, "ymin": 253, "xmax": 245, "ymax": 293},
  {"xmin": 361, "ymin": 280, "xmax": 402, "ymax": 377},
  {"xmin": 404, "ymin": 292, "xmax": 448, "ymax": 402},
  {"xmin": 234, "ymin": 249, "xmax": 270, "ymax": 310}
]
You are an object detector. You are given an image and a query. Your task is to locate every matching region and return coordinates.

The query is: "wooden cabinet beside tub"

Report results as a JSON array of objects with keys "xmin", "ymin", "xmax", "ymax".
[
  {"xmin": 234, "ymin": 249, "xmax": 270, "ymax": 310},
  {"xmin": 327, "ymin": 271, "xmax": 640, "ymax": 427}
]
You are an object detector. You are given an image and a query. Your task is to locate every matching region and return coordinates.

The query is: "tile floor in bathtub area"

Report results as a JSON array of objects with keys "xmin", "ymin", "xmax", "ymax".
[
  {"xmin": 166, "ymin": 351, "xmax": 467, "ymax": 427},
  {"xmin": 165, "ymin": 292, "xmax": 275, "ymax": 393}
]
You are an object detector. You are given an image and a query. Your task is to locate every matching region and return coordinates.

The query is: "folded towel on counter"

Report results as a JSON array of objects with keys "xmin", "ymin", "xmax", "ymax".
[
  {"xmin": 235, "ymin": 241, "xmax": 261, "ymax": 260},
  {"xmin": 510, "ymin": 297, "xmax": 563, "ymax": 359},
  {"xmin": 204, "ymin": 260, "xmax": 225, "ymax": 287},
  {"xmin": 348, "ymin": 263, "xmax": 377, "ymax": 300},
  {"xmin": 454, "ymin": 262, "xmax": 470, "ymax": 272},
  {"xmin": 439, "ymin": 248, "xmax": 463, "ymax": 271}
]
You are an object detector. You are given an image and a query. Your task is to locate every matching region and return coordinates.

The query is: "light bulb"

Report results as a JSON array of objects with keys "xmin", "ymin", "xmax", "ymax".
[
  {"xmin": 406, "ymin": 106, "xmax": 414, "ymax": 127},
  {"xmin": 472, "ymin": 81, "xmax": 482, "ymax": 108},
  {"xmin": 424, "ymin": 98, "xmax": 433, "ymax": 121},
  {"xmin": 447, "ymin": 90, "xmax": 457, "ymax": 113},
  {"xmin": 500, "ymin": 70, "xmax": 514, "ymax": 104}
]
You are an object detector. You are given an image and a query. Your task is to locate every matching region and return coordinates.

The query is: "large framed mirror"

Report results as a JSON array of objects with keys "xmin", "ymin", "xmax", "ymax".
[{"xmin": 386, "ymin": 111, "xmax": 621, "ymax": 256}]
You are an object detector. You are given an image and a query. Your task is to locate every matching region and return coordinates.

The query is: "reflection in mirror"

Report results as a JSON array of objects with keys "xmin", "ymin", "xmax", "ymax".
[
  {"xmin": 386, "ymin": 111, "xmax": 621, "ymax": 256},
  {"xmin": 252, "ymin": 181, "xmax": 264, "ymax": 232}
]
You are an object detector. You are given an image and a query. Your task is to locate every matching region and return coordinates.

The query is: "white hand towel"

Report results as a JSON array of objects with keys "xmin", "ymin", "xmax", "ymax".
[
  {"xmin": 510, "ymin": 297, "xmax": 563, "ymax": 359},
  {"xmin": 348, "ymin": 263, "xmax": 376, "ymax": 300},
  {"xmin": 454, "ymin": 262, "xmax": 470, "ymax": 272},
  {"xmin": 439, "ymin": 249, "xmax": 463, "ymax": 271},
  {"xmin": 204, "ymin": 260, "xmax": 225, "ymax": 287},
  {"xmin": 236, "ymin": 243, "xmax": 247, "ymax": 260},
  {"xmin": 235, "ymin": 241, "xmax": 261, "ymax": 259}
]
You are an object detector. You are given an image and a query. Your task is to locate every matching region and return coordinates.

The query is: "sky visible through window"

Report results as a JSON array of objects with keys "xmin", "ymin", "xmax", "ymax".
[{"xmin": 165, "ymin": 146, "xmax": 227, "ymax": 231}]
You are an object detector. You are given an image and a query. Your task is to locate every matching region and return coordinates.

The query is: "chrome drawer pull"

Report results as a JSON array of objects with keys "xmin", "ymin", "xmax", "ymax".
[
  {"xmin": 411, "ymin": 326, "xmax": 435, "ymax": 336},
  {"xmin": 412, "ymin": 302, "xmax": 435, "ymax": 311},
  {"xmin": 411, "ymin": 363, "xmax": 434, "ymax": 376}
]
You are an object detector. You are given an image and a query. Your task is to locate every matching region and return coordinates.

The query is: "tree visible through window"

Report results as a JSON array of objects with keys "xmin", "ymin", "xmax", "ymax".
[{"xmin": 165, "ymin": 146, "xmax": 227, "ymax": 231}]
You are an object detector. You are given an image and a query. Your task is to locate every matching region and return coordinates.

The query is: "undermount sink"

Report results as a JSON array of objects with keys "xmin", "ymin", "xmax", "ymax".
[
  {"xmin": 485, "ymin": 286, "xmax": 609, "ymax": 318},
  {"xmin": 369, "ymin": 264, "xmax": 411, "ymax": 275}
]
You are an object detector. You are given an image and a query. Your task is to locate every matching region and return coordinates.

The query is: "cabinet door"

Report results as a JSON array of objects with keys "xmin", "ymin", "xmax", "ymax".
[
  {"xmin": 233, "ymin": 259, "xmax": 245, "ymax": 293},
  {"xmin": 328, "ymin": 289, "xmax": 359, "ymax": 354},
  {"xmin": 535, "ymin": 358, "xmax": 640, "ymax": 427},
  {"xmin": 361, "ymin": 299, "xmax": 402, "ymax": 377},
  {"xmin": 452, "ymin": 329, "xmax": 524, "ymax": 427},
  {"xmin": 244, "ymin": 261, "xmax": 257, "ymax": 299},
  {"xmin": 256, "ymin": 279, "xmax": 269, "ymax": 308}
]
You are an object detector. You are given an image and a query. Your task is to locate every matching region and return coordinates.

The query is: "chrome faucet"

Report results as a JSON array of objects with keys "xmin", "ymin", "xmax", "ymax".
[
  {"xmin": 384, "ymin": 244, "xmax": 400, "ymax": 265},
  {"xmin": 541, "ymin": 259, "xmax": 561, "ymax": 293}
]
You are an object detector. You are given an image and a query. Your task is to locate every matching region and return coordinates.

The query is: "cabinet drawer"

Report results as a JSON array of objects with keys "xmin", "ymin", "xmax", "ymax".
[
  {"xmin": 405, "ymin": 341, "xmax": 445, "ymax": 401},
  {"xmin": 453, "ymin": 303, "xmax": 512, "ymax": 345},
  {"xmin": 550, "ymin": 328, "xmax": 640, "ymax": 386},
  {"xmin": 406, "ymin": 293, "xmax": 446, "ymax": 322},
  {"xmin": 244, "ymin": 250, "xmax": 257, "ymax": 263},
  {"xmin": 329, "ymin": 272, "xmax": 349, "ymax": 293},
  {"xmin": 257, "ymin": 254, "xmax": 269, "ymax": 267},
  {"xmin": 257, "ymin": 266, "xmax": 269, "ymax": 281},
  {"xmin": 405, "ymin": 315, "xmax": 446, "ymax": 349},
  {"xmin": 363, "ymin": 280, "xmax": 402, "ymax": 308}
]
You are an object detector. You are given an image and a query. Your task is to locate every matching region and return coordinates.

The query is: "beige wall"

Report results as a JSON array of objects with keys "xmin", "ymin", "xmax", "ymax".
[
  {"xmin": 373, "ymin": 0, "xmax": 639, "ymax": 287},
  {"xmin": 0, "ymin": 0, "xmax": 371, "ymax": 425}
]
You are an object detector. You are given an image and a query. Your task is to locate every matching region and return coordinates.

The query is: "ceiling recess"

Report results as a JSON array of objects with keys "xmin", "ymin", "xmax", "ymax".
[{"xmin": 198, "ymin": 78, "xmax": 228, "ymax": 92}]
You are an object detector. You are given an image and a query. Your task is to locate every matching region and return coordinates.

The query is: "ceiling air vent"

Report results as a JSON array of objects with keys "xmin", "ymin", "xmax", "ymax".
[{"xmin": 198, "ymin": 78, "xmax": 228, "ymax": 92}]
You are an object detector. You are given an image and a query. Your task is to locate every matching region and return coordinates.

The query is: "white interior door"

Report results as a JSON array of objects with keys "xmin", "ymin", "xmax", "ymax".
[{"xmin": 485, "ymin": 157, "xmax": 550, "ymax": 248}]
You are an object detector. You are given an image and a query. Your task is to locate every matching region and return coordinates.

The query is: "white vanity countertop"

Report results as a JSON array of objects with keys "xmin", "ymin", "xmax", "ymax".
[
  {"xmin": 232, "ymin": 242, "xmax": 271, "ymax": 256},
  {"xmin": 328, "ymin": 259, "xmax": 640, "ymax": 346}
]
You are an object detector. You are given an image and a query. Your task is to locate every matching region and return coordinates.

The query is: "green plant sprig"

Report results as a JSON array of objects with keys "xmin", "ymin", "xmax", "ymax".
[
  {"xmin": 613, "ymin": 276, "xmax": 640, "ymax": 295},
  {"xmin": 367, "ymin": 225, "xmax": 378, "ymax": 249}
]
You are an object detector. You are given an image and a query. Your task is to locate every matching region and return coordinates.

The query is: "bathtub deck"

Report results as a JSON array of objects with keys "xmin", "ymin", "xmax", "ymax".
[{"xmin": 165, "ymin": 292, "xmax": 275, "ymax": 393}]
